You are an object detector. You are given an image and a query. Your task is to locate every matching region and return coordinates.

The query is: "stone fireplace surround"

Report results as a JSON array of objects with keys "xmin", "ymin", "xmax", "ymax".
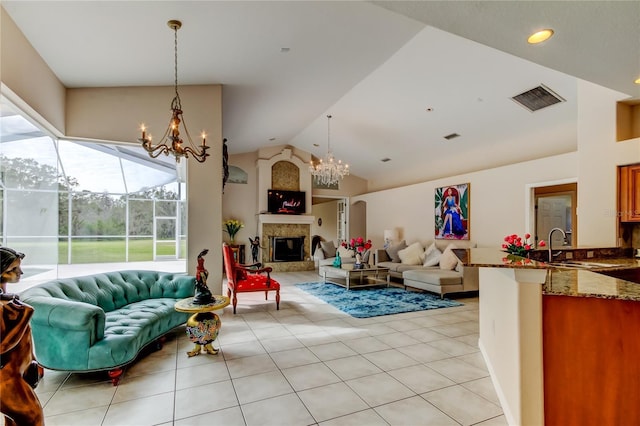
[{"xmin": 257, "ymin": 148, "xmax": 315, "ymax": 272}]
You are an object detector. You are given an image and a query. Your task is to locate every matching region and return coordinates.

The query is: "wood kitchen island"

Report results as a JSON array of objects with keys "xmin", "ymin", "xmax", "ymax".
[{"xmin": 464, "ymin": 248, "xmax": 640, "ymax": 425}]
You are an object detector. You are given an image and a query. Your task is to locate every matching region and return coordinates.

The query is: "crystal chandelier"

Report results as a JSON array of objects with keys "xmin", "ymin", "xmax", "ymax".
[
  {"xmin": 309, "ymin": 115, "xmax": 349, "ymax": 186},
  {"xmin": 138, "ymin": 20, "xmax": 209, "ymax": 163}
]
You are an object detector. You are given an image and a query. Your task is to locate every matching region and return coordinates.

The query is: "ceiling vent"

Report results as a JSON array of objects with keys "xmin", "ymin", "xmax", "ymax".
[
  {"xmin": 444, "ymin": 133, "xmax": 460, "ymax": 140},
  {"xmin": 511, "ymin": 84, "xmax": 565, "ymax": 112}
]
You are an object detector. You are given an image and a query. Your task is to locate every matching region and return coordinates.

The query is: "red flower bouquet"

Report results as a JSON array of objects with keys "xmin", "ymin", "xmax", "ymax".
[{"xmin": 502, "ymin": 233, "xmax": 545, "ymax": 257}]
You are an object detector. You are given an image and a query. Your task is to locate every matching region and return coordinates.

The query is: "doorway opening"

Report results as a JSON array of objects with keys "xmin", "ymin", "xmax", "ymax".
[{"xmin": 534, "ymin": 183, "xmax": 577, "ymax": 247}]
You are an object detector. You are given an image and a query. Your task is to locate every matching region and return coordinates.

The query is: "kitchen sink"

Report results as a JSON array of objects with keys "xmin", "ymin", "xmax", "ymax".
[{"xmin": 594, "ymin": 267, "xmax": 640, "ymax": 284}]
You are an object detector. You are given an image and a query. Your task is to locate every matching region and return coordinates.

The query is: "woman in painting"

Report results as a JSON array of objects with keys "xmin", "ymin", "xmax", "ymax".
[
  {"xmin": 441, "ymin": 187, "xmax": 466, "ymax": 237},
  {"xmin": 1, "ymin": 247, "xmax": 44, "ymax": 426}
]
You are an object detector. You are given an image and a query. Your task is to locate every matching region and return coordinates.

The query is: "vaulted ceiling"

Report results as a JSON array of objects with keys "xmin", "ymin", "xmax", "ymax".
[{"xmin": 3, "ymin": 1, "xmax": 639, "ymax": 191}]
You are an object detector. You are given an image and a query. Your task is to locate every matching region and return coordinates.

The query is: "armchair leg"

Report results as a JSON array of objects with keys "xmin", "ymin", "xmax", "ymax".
[
  {"xmin": 276, "ymin": 290, "xmax": 280, "ymax": 310},
  {"xmin": 264, "ymin": 290, "xmax": 268, "ymax": 300},
  {"xmin": 232, "ymin": 293, "xmax": 238, "ymax": 314}
]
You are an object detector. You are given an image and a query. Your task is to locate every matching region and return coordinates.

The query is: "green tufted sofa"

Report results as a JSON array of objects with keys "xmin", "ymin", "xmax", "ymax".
[{"xmin": 20, "ymin": 270, "xmax": 195, "ymax": 384}]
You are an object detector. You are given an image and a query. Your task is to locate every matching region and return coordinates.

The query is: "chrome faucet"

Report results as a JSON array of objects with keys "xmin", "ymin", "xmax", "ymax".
[{"xmin": 548, "ymin": 227, "xmax": 567, "ymax": 263}]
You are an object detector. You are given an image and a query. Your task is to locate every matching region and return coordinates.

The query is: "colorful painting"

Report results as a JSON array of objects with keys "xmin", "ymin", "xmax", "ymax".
[{"xmin": 435, "ymin": 183, "xmax": 470, "ymax": 240}]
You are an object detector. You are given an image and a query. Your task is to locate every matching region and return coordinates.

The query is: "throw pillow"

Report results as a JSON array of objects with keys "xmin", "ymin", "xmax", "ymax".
[
  {"xmin": 439, "ymin": 243, "xmax": 460, "ymax": 270},
  {"xmin": 337, "ymin": 245, "xmax": 355, "ymax": 258},
  {"xmin": 320, "ymin": 240, "xmax": 337, "ymax": 258},
  {"xmin": 398, "ymin": 242, "xmax": 425, "ymax": 265},
  {"xmin": 386, "ymin": 240, "xmax": 407, "ymax": 263},
  {"xmin": 423, "ymin": 242, "xmax": 442, "ymax": 267}
]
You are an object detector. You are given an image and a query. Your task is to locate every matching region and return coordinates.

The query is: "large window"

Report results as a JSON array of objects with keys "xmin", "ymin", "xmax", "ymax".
[{"xmin": 0, "ymin": 98, "xmax": 186, "ymax": 281}]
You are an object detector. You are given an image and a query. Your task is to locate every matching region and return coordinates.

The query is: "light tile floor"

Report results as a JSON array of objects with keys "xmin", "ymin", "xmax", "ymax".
[{"xmin": 27, "ymin": 271, "xmax": 507, "ymax": 426}]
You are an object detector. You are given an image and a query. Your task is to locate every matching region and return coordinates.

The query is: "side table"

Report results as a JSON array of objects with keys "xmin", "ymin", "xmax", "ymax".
[{"xmin": 174, "ymin": 296, "xmax": 230, "ymax": 357}]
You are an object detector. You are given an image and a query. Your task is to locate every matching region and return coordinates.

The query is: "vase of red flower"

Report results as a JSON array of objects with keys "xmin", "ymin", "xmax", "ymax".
[
  {"xmin": 502, "ymin": 233, "xmax": 546, "ymax": 257},
  {"xmin": 342, "ymin": 237, "xmax": 372, "ymax": 258}
]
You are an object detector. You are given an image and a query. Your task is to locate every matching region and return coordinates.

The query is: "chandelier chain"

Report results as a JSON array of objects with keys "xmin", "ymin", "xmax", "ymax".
[
  {"xmin": 173, "ymin": 23, "xmax": 181, "ymax": 109},
  {"xmin": 327, "ymin": 114, "xmax": 332, "ymax": 153}
]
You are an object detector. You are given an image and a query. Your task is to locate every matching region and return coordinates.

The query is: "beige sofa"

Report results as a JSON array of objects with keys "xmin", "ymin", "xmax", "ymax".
[
  {"xmin": 313, "ymin": 240, "xmax": 370, "ymax": 270},
  {"xmin": 375, "ymin": 239, "xmax": 478, "ymax": 298}
]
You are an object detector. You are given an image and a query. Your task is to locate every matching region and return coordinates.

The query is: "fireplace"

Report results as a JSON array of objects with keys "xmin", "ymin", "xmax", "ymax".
[{"xmin": 270, "ymin": 236, "xmax": 305, "ymax": 262}]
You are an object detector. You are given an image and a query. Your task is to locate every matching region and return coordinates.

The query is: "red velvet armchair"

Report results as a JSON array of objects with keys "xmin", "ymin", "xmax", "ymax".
[{"xmin": 223, "ymin": 243, "xmax": 280, "ymax": 314}]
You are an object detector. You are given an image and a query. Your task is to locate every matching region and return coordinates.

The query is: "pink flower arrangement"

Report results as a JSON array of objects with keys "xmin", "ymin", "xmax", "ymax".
[
  {"xmin": 502, "ymin": 233, "xmax": 546, "ymax": 256},
  {"xmin": 342, "ymin": 236, "xmax": 372, "ymax": 253}
]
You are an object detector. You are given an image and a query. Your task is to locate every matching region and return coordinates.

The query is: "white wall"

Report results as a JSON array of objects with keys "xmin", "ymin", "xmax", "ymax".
[
  {"xmin": 311, "ymin": 200, "xmax": 339, "ymax": 243},
  {"xmin": 1, "ymin": 9, "xmax": 66, "ymax": 134},
  {"xmin": 222, "ymin": 151, "xmax": 259, "ymax": 247},
  {"xmin": 576, "ymin": 80, "xmax": 640, "ymax": 246},
  {"xmin": 356, "ymin": 81, "xmax": 640, "ymax": 251},
  {"xmin": 356, "ymin": 152, "xmax": 578, "ymax": 250}
]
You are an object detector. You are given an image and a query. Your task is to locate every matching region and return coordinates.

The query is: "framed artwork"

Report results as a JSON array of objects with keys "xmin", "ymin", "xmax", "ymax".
[
  {"xmin": 228, "ymin": 166, "xmax": 248, "ymax": 184},
  {"xmin": 435, "ymin": 183, "xmax": 470, "ymax": 240}
]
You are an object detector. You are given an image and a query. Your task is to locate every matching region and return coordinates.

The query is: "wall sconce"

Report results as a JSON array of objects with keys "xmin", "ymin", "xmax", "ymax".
[{"xmin": 384, "ymin": 229, "xmax": 399, "ymax": 249}]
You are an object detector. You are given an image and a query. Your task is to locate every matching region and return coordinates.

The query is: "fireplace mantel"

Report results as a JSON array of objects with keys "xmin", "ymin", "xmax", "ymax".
[{"xmin": 258, "ymin": 214, "xmax": 315, "ymax": 225}]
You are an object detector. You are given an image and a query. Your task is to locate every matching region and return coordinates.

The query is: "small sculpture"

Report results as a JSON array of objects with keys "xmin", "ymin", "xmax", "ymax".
[
  {"xmin": 1, "ymin": 247, "xmax": 44, "ymax": 426},
  {"xmin": 192, "ymin": 249, "xmax": 213, "ymax": 305},
  {"xmin": 249, "ymin": 236, "xmax": 263, "ymax": 264},
  {"xmin": 222, "ymin": 138, "xmax": 229, "ymax": 193}
]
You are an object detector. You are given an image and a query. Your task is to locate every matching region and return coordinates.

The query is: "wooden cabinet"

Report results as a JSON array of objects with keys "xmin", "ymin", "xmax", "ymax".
[
  {"xmin": 543, "ymin": 294, "xmax": 640, "ymax": 425},
  {"xmin": 618, "ymin": 164, "xmax": 640, "ymax": 222}
]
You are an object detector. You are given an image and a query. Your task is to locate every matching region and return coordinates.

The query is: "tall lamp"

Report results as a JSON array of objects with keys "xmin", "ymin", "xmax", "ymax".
[{"xmin": 384, "ymin": 229, "xmax": 399, "ymax": 249}]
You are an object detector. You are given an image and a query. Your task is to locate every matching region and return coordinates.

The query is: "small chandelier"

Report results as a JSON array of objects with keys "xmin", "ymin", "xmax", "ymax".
[
  {"xmin": 138, "ymin": 20, "xmax": 209, "ymax": 163},
  {"xmin": 309, "ymin": 115, "xmax": 349, "ymax": 186}
]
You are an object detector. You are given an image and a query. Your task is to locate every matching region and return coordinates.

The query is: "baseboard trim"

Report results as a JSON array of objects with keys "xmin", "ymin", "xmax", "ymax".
[{"xmin": 478, "ymin": 338, "xmax": 517, "ymax": 426}]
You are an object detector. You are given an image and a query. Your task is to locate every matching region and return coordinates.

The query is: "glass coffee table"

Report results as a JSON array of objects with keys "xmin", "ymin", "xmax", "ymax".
[{"xmin": 320, "ymin": 264, "xmax": 390, "ymax": 290}]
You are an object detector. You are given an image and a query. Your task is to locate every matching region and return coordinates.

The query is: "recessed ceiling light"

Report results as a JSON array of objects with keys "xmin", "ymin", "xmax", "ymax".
[
  {"xmin": 528, "ymin": 29, "xmax": 554, "ymax": 44},
  {"xmin": 268, "ymin": 137, "xmax": 276, "ymax": 141},
  {"xmin": 280, "ymin": 47, "xmax": 290, "ymax": 53},
  {"xmin": 313, "ymin": 143, "xmax": 319, "ymax": 147},
  {"xmin": 635, "ymin": 77, "xmax": 640, "ymax": 85},
  {"xmin": 381, "ymin": 158, "xmax": 391, "ymax": 163},
  {"xmin": 425, "ymin": 107, "xmax": 434, "ymax": 112}
]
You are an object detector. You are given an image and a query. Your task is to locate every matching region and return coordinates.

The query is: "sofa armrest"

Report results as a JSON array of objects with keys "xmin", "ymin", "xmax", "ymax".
[
  {"xmin": 461, "ymin": 265, "xmax": 479, "ymax": 292},
  {"xmin": 27, "ymin": 297, "xmax": 106, "ymax": 345},
  {"xmin": 375, "ymin": 248, "xmax": 390, "ymax": 264}
]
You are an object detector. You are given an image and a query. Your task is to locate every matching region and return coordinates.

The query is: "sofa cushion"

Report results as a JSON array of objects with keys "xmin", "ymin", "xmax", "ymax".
[
  {"xmin": 337, "ymin": 245, "xmax": 355, "ymax": 258},
  {"xmin": 386, "ymin": 240, "xmax": 407, "ymax": 263},
  {"xmin": 398, "ymin": 242, "xmax": 424, "ymax": 265},
  {"xmin": 423, "ymin": 242, "xmax": 442, "ymax": 267},
  {"xmin": 403, "ymin": 269, "xmax": 462, "ymax": 286},
  {"xmin": 320, "ymin": 240, "xmax": 337, "ymax": 258},
  {"xmin": 439, "ymin": 243, "xmax": 460, "ymax": 270},
  {"xmin": 376, "ymin": 261, "xmax": 402, "ymax": 273},
  {"xmin": 396, "ymin": 264, "xmax": 427, "ymax": 274}
]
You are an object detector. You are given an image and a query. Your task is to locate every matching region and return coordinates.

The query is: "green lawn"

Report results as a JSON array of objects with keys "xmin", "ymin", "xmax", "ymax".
[{"xmin": 57, "ymin": 238, "xmax": 186, "ymax": 263}]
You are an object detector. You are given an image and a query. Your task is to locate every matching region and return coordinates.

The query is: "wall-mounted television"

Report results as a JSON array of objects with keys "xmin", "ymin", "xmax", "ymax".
[{"xmin": 268, "ymin": 190, "xmax": 306, "ymax": 215}]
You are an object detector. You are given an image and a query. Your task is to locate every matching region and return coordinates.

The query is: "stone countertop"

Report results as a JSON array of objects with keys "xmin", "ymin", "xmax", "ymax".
[{"xmin": 462, "ymin": 248, "xmax": 640, "ymax": 301}]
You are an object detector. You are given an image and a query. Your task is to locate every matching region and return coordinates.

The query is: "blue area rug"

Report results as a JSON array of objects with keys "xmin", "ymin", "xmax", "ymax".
[{"xmin": 296, "ymin": 282, "xmax": 463, "ymax": 318}]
